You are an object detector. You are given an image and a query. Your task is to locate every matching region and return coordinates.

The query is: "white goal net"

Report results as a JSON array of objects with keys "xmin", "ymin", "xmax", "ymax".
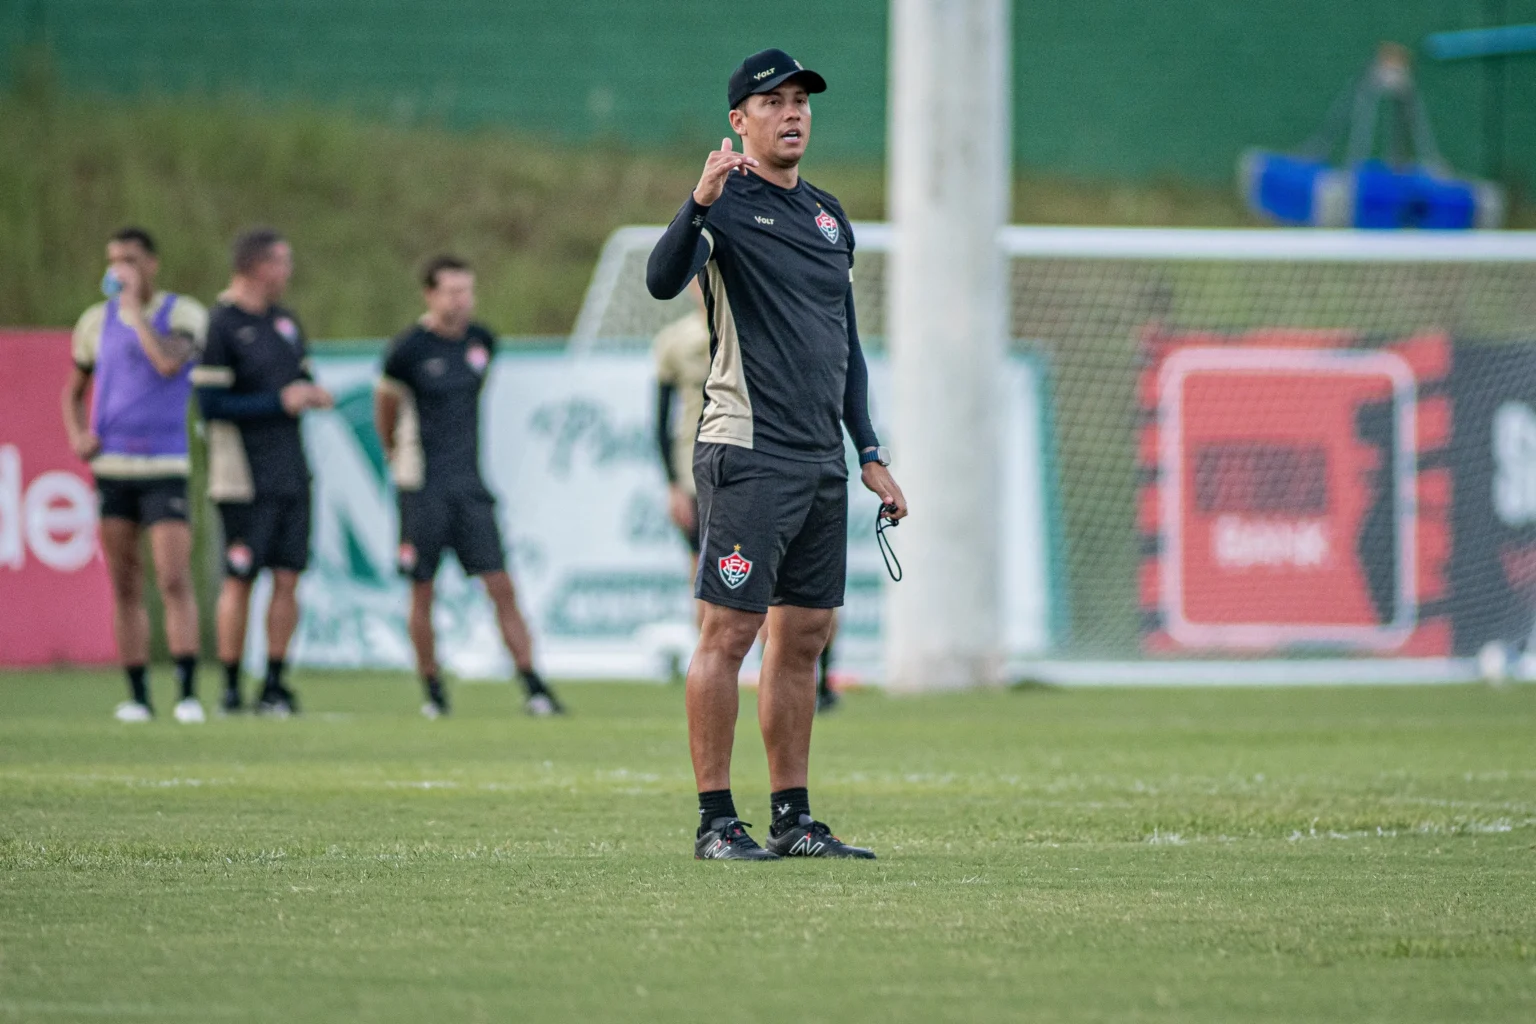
[{"xmin": 573, "ymin": 225, "xmax": 1536, "ymax": 683}]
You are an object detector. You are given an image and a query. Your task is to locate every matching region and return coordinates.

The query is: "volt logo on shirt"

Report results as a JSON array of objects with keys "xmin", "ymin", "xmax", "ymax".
[{"xmin": 754, "ymin": 216, "xmax": 775, "ymax": 226}]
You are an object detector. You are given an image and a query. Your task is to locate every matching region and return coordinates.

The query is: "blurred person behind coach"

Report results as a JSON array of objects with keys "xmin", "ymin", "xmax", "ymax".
[{"xmin": 193, "ymin": 228, "xmax": 332, "ymax": 716}]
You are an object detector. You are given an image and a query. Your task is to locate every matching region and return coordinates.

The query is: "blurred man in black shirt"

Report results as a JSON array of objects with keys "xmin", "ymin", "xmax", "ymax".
[
  {"xmin": 194, "ymin": 228, "xmax": 332, "ymax": 716},
  {"xmin": 374, "ymin": 255, "xmax": 563, "ymax": 718}
]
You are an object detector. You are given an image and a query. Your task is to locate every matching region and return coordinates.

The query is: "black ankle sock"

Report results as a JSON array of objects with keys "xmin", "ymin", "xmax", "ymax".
[
  {"xmin": 125, "ymin": 665, "xmax": 149, "ymax": 705},
  {"xmin": 174, "ymin": 656, "xmax": 197, "ymax": 701},
  {"xmin": 770, "ymin": 787, "xmax": 811, "ymax": 832},
  {"xmin": 519, "ymin": 667, "xmax": 548, "ymax": 697},
  {"xmin": 223, "ymin": 661, "xmax": 241, "ymax": 698},
  {"xmin": 698, "ymin": 789, "xmax": 737, "ymax": 833},
  {"xmin": 265, "ymin": 657, "xmax": 286, "ymax": 695},
  {"xmin": 423, "ymin": 672, "xmax": 445, "ymax": 699}
]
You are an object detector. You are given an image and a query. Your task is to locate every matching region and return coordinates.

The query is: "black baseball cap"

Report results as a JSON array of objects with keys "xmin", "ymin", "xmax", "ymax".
[{"xmin": 727, "ymin": 48, "xmax": 826, "ymax": 110}]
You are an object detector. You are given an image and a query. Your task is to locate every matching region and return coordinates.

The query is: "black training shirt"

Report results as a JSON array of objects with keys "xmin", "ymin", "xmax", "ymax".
[
  {"xmin": 196, "ymin": 302, "xmax": 313, "ymax": 497},
  {"xmin": 381, "ymin": 322, "xmax": 496, "ymax": 493},
  {"xmin": 646, "ymin": 172, "xmax": 878, "ymax": 462}
]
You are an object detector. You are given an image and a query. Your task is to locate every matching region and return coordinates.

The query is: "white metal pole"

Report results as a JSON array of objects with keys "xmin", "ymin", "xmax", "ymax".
[{"xmin": 884, "ymin": 0, "xmax": 1011, "ymax": 691}]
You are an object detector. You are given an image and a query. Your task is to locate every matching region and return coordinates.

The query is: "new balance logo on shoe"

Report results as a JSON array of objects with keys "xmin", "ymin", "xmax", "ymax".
[{"xmin": 789, "ymin": 834, "xmax": 826, "ymax": 856}]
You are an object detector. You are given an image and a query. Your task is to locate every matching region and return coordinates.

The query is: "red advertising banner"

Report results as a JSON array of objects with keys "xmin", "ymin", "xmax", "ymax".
[
  {"xmin": 1138, "ymin": 329, "xmax": 1451, "ymax": 655},
  {"xmin": 0, "ymin": 330, "xmax": 116, "ymax": 666}
]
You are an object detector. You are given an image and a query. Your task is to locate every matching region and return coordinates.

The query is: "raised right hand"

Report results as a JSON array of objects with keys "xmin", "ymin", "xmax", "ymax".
[{"xmin": 692, "ymin": 138, "xmax": 758, "ymax": 207}]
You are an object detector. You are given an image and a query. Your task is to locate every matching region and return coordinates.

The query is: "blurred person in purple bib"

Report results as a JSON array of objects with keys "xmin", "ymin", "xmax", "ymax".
[{"xmin": 63, "ymin": 227, "xmax": 209, "ymax": 724}]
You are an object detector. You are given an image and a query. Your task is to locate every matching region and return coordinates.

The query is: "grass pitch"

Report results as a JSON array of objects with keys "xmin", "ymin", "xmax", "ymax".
[{"xmin": 1, "ymin": 672, "xmax": 1533, "ymax": 1022}]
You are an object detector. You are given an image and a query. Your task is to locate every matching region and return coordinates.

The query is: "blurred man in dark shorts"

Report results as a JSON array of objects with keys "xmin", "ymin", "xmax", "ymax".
[
  {"xmin": 63, "ymin": 227, "xmax": 208, "ymax": 723},
  {"xmin": 653, "ymin": 280, "xmax": 711, "ymax": 625},
  {"xmin": 374, "ymin": 255, "xmax": 564, "ymax": 718},
  {"xmin": 193, "ymin": 227, "xmax": 332, "ymax": 716}
]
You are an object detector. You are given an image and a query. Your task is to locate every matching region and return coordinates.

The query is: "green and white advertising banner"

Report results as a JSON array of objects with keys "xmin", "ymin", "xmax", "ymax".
[{"xmin": 241, "ymin": 349, "xmax": 1055, "ymax": 681}]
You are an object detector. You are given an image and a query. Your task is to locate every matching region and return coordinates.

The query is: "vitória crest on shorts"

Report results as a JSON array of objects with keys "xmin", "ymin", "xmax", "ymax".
[{"xmin": 718, "ymin": 545, "xmax": 753, "ymax": 589}]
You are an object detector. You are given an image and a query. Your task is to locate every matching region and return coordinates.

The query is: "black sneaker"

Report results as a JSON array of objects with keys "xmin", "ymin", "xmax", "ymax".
[
  {"xmin": 695, "ymin": 818, "xmax": 780, "ymax": 861},
  {"xmin": 766, "ymin": 814, "xmax": 876, "ymax": 859},
  {"xmin": 422, "ymin": 680, "xmax": 449, "ymax": 719},
  {"xmin": 524, "ymin": 686, "xmax": 566, "ymax": 717},
  {"xmin": 220, "ymin": 687, "xmax": 244, "ymax": 715},
  {"xmin": 255, "ymin": 688, "xmax": 294, "ymax": 718},
  {"xmin": 275, "ymin": 683, "xmax": 300, "ymax": 714}
]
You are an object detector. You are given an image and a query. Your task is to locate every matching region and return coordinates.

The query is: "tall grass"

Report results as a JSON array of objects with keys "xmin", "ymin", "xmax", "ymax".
[
  {"xmin": 14, "ymin": 60, "xmax": 1520, "ymax": 338},
  {"xmin": 1, "ymin": 63, "xmax": 1319, "ymax": 337}
]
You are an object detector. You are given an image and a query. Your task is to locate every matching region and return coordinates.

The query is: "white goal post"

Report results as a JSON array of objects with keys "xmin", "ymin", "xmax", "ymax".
[{"xmin": 571, "ymin": 225, "xmax": 1536, "ymax": 685}]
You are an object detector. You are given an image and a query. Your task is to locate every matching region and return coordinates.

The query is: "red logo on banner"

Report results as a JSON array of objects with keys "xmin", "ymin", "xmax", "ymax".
[
  {"xmin": 1138, "ymin": 329, "xmax": 1452, "ymax": 654},
  {"xmin": 0, "ymin": 331, "xmax": 116, "ymax": 666}
]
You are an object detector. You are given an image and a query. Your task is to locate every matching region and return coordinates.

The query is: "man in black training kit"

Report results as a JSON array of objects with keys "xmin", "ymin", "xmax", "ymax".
[
  {"xmin": 194, "ymin": 228, "xmax": 333, "ymax": 716},
  {"xmin": 374, "ymin": 256, "xmax": 564, "ymax": 718},
  {"xmin": 647, "ymin": 49, "xmax": 908, "ymax": 860}
]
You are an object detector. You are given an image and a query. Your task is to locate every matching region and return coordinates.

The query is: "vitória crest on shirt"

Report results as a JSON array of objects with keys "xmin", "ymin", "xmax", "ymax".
[{"xmin": 814, "ymin": 210, "xmax": 839, "ymax": 244}]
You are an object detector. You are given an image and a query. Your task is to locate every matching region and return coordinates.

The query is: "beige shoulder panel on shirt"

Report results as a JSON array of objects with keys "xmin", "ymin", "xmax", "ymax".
[
  {"xmin": 377, "ymin": 376, "xmax": 424, "ymax": 491},
  {"xmin": 166, "ymin": 293, "xmax": 210, "ymax": 349},
  {"xmin": 652, "ymin": 326, "xmax": 678, "ymax": 384},
  {"xmin": 652, "ymin": 311, "xmax": 711, "ymax": 387},
  {"xmin": 72, "ymin": 303, "xmax": 108, "ymax": 370},
  {"xmin": 206, "ymin": 421, "xmax": 254, "ymax": 502}
]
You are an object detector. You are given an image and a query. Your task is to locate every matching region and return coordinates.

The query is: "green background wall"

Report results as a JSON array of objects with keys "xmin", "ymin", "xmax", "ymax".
[{"xmin": 4, "ymin": 0, "xmax": 1534, "ymax": 187}]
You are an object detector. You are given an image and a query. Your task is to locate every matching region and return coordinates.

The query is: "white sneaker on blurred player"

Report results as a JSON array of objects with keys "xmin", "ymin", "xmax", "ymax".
[
  {"xmin": 113, "ymin": 701, "xmax": 152, "ymax": 723},
  {"xmin": 173, "ymin": 698, "xmax": 206, "ymax": 724},
  {"xmin": 524, "ymin": 693, "xmax": 557, "ymax": 717}
]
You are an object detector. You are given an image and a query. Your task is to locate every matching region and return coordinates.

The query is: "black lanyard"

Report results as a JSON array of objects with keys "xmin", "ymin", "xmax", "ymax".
[{"xmin": 876, "ymin": 505, "xmax": 903, "ymax": 582}]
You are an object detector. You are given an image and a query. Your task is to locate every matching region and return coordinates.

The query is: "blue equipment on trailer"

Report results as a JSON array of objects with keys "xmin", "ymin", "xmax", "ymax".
[{"xmin": 1239, "ymin": 44, "xmax": 1503, "ymax": 230}]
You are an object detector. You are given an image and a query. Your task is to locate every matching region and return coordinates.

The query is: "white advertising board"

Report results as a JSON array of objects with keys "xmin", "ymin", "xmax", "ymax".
[{"xmin": 240, "ymin": 349, "xmax": 1055, "ymax": 682}]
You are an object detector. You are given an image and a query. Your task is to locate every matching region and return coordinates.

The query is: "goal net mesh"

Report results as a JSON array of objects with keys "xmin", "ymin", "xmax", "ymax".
[{"xmin": 573, "ymin": 226, "xmax": 1536, "ymax": 666}]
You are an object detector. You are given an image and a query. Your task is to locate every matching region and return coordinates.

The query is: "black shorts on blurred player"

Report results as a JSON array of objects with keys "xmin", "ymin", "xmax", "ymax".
[
  {"xmin": 218, "ymin": 494, "xmax": 311, "ymax": 579},
  {"xmin": 397, "ymin": 488, "xmax": 506, "ymax": 581},
  {"xmin": 96, "ymin": 476, "xmax": 189, "ymax": 526},
  {"xmin": 692, "ymin": 442, "xmax": 847, "ymax": 613}
]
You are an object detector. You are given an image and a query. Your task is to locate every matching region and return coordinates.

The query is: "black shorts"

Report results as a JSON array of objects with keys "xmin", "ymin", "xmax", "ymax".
[
  {"xmin": 218, "ymin": 494, "xmax": 311, "ymax": 580},
  {"xmin": 693, "ymin": 442, "xmax": 847, "ymax": 613},
  {"xmin": 96, "ymin": 476, "xmax": 189, "ymax": 526},
  {"xmin": 397, "ymin": 487, "xmax": 506, "ymax": 582}
]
